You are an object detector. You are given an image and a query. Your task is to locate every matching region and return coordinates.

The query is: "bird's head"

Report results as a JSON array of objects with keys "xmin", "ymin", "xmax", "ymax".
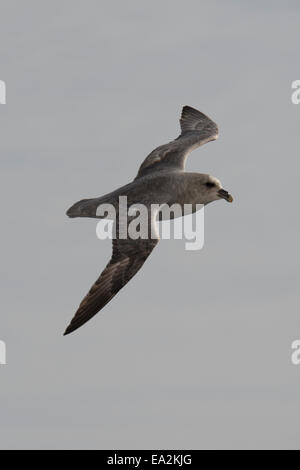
[{"xmin": 199, "ymin": 174, "xmax": 233, "ymax": 205}]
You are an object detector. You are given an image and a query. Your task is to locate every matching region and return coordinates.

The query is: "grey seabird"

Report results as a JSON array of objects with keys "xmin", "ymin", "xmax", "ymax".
[{"xmin": 64, "ymin": 106, "xmax": 233, "ymax": 335}]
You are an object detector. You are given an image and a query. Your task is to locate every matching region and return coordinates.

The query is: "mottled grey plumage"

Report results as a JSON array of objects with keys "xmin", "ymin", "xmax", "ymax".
[{"xmin": 64, "ymin": 106, "xmax": 233, "ymax": 335}]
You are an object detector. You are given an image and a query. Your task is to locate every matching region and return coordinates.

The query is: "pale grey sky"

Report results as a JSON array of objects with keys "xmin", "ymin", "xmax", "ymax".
[{"xmin": 1, "ymin": 0, "xmax": 300, "ymax": 449}]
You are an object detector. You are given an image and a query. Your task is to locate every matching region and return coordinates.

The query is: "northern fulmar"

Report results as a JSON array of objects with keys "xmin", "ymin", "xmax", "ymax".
[{"xmin": 64, "ymin": 106, "xmax": 233, "ymax": 335}]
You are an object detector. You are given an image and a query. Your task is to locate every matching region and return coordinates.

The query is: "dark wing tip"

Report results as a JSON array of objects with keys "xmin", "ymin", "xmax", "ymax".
[
  {"xmin": 63, "ymin": 314, "xmax": 90, "ymax": 335},
  {"xmin": 181, "ymin": 105, "xmax": 206, "ymax": 121},
  {"xmin": 181, "ymin": 105, "xmax": 202, "ymax": 115},
  {"xmin": 180, "ymin": 105, "xmax": 218, "ymax": 137},
  {"xmin": 63, "ymin": 324, "xmax": 75, "ymax": 336}
]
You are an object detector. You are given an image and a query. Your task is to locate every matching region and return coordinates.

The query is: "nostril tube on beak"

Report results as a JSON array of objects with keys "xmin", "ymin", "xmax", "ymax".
[{"xmin": 218, "ymin": 188, "xmax": 233, "ymax": 203}]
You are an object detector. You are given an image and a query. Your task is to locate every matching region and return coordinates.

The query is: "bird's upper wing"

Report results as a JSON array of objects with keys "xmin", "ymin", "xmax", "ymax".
[
  {"xmin": 64, "ymin": 214, "xmax": 159, "ymax": 335},
  {"xmin": 136, "ymin": 106, "xmax": 218, "ymax": 178}
]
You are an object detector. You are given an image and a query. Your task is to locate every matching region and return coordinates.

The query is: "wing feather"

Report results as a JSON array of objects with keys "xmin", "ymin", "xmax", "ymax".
[
  {"xmin": 64, "ymin": 216, "xmax": 159, "ymax": 335},
  {"xmin": 136, "ymin": 106, "xmax": 218, "ymax": 178}
]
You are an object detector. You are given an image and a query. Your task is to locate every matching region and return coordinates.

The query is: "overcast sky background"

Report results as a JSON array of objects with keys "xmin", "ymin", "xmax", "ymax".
[{"xmin": 1, "ymin": 0, "xmax": 300, "ymax": 450}]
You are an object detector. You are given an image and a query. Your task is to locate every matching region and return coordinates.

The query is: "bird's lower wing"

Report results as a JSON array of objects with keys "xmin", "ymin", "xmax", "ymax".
[{"xmin": 64, "ymin": 218, "xmax": 159, "ymax": 335}]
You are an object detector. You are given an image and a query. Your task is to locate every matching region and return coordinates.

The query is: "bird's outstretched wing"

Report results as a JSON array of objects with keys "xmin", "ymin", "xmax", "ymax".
[
  {"xmin": 136, "ymin": 106, "xmax": 218, "ymax": 179},
  {"xmin": 64, "ymin": 215, "xmax": 159, "ymax": 335}
]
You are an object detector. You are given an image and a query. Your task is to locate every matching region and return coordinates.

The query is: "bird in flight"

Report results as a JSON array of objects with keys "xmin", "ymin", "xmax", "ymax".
[{"xmin": 64, "ymin": 106, "xmax": 233, "ymax": 335}]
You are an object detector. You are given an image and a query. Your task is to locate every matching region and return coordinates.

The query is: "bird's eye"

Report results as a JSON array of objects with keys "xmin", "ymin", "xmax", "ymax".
[{"xmin": 206, "ymin": 182, "xmax": 215, "ymax": 188}]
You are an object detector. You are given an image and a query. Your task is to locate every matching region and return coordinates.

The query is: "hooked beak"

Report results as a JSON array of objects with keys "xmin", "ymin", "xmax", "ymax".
[{"xmin": 218, "ymin": 188, "xmax": 233, "ymax": 203}]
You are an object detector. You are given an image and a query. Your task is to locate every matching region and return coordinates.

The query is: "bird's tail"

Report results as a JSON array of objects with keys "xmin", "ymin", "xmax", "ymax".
[
  {"xmin": 66, "ymin": 181, "xmax": 133, "ymax": 219},
  {"xmin": 66, "ymin": 196, "xmax": 113, "ymax": 218}
]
